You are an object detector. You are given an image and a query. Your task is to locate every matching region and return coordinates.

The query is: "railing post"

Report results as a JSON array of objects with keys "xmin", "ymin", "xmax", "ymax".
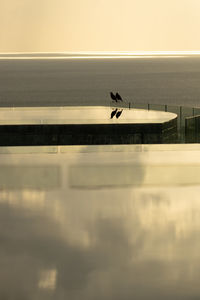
[{"xmin": 180, "ymin": 106, "xmax": 182, "ymax": 131}]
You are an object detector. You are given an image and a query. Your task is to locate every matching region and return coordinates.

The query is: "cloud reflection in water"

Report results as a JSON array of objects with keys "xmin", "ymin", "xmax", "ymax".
[{"xmin": 0, "ymin": 147, "xmax": 200, "ymax": 299}]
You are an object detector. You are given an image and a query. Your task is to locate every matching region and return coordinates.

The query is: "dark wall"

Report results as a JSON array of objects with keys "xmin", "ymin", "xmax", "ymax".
[
  {"xmin": 0, "ymin": 118, "xmax": 177, "ymax": 146},
  {"xmin": 185, "ymin": 115, "xmax": 200, "ymax": 143}
]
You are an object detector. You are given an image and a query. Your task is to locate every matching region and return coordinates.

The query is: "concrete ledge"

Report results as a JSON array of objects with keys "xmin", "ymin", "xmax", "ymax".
[
  {"xmin": 0, "ymin": 106, "xmax": 177, "ymax": 146},
  {"xmin": 1, "ymin": 144, "xmax": 200, "ymax": 155}
]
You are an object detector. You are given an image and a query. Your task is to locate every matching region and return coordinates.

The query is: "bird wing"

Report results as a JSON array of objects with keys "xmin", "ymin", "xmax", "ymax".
[
  {"xmin": 110, "ymin": 109, "xmax": 118, "ymax": 119},
  {"xmin": 116, "ymin": 92, "xmax": 123, "ymax": 101},
  {"xmin": 110, "ymin": 92, "xmax": 117, "ymax": 100},
  {"xmin": 116, "ymin": 110, "xmax": 123, "ymax": 118}
]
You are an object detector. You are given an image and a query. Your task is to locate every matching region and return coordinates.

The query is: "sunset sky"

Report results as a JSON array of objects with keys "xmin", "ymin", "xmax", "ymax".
[{"xmin": 0, "ymin": 0, "xmax": 200, "ymax": 52}]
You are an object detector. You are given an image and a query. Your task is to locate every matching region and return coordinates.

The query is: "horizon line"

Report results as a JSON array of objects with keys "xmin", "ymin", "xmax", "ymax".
[
  {"xmin": 0, "ymin": 51, "xmax": 200, "ymax": 60},
  {"xmin": 1, "ymin": 51, "xmax": 200, "ymax": 55}
]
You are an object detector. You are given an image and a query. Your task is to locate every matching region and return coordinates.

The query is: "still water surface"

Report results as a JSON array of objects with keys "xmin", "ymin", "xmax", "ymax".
[{"xmin": 0, "ymin": 145, "xmax": 200, "ymax": 299}]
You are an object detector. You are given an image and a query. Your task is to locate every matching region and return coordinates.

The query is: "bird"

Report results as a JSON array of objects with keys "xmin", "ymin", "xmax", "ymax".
[
  {"xmin": 110, "ymin": 92, "xmax": 123, "ymax": 102},
  {"xmin": 110, "ymin": 108, "xmax": 118, "ymax": 119},
  {"xmin": 110, "ymin": 92, "xmax": 117, "ymax": 102},
  {"xmin": 116, "ymin": 92, "xmax": 123, "ymax": 101},
  {"xmin": 116, "ymin": 109, "xmax": 123, "ymax": 119}
]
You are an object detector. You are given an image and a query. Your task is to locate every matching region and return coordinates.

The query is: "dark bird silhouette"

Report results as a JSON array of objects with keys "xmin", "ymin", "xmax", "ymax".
[
  {"xmin": 116, "ymin": 92, "xmax": 123, "ymax": 101},
  {"xmin": 116, "ymin": 109, "xmax": 123, "ymax": 119},
  {"xmin": 110, "ymin": 108, "xmax": 118, "ymax": 119},
  {"xmin": 110, "ymin": 92, "xmax": 117, "ymax": 101}
]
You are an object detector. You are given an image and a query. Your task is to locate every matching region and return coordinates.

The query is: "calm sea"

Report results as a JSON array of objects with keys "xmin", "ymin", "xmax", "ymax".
[{"xmin": 1, "ymin": 56, "xmax": 200, "ymax": 108}]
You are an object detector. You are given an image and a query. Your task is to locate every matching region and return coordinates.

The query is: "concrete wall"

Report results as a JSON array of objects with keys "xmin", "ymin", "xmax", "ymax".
[
  {"xmin": 0, "ymin": 117, "xmax": 177, "ymax": 146},
  {"xmin": 185, "ymin": 115, "xmax": 200, "ymax": 143}
]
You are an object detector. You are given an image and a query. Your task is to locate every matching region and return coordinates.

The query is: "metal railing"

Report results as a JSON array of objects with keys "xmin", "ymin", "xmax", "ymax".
[{"xmin": 110, "ymin": 101, "xmax": 200, "ymax": 143}]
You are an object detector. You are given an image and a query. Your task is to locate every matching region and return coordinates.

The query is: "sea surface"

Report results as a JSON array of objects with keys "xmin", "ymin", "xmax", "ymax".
[{"xmin": 1, "ymin": 56, "xmax": 200, "ymax": 108}]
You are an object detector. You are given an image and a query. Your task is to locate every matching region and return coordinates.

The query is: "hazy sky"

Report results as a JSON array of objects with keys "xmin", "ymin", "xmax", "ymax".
[{"xmin": 0, "ymin": 0, "xmax": 200, "ymax": 52}]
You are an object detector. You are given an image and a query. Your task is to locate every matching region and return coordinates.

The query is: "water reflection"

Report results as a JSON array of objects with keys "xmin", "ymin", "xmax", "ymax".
[
  {"xmin": 38, "ymin": 269, "xmax": 57, "ymax": 291},
  {"xmin": 0, "ymin": 146, "xmax": 200, "ymax": 299},
  {"xmin": 0, "ymin": 165, "xmax": 60, "ymax": 189},
  {"xmin": 0, "ymin": 106, "xmax": 176, "ymax": 124},
  {"xmin": 0, "ymin": 190, "xmax": 45, "ymax": 212}
]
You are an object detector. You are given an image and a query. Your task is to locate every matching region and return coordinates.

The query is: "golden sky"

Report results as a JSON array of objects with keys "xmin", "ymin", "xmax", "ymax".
[{"xmin": 0, "ymin": 0, "xmax": 200, "ymax": 52}]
